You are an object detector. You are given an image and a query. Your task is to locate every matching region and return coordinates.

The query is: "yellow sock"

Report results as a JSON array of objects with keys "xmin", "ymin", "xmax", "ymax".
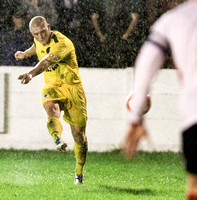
[
  {"xmin": 74, "ymin": 140, "xmax": 88, "ymax": 175},
  {"xmin": 47, "ymin": 116, "xmax": 62, "ymax": 143}
]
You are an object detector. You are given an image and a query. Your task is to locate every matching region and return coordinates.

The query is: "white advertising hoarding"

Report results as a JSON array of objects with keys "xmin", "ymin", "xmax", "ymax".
[{"xmin": 0, "ymin": 73, "xmax": 6, "ymax": 133}]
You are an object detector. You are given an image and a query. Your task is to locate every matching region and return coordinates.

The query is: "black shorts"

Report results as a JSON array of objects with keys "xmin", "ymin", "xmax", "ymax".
[{"xmin": 182, "ymin": 124, "xmax": 197, "ymax": 174}]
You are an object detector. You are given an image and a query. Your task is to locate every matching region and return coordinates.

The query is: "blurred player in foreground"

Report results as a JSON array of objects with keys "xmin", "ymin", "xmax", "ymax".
[
  {"xmin": 122, "ymin": 0, "xmax": 197, "ymax": 199},
  {"xmin": 15, "ymin": 16, "xmax": 87, "ymax": 184}
]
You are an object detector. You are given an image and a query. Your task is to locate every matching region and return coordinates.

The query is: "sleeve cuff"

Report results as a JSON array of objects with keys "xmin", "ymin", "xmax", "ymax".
[{"xmin": 128, "ymin": 112, "xmax": 143, "ymax": 125}]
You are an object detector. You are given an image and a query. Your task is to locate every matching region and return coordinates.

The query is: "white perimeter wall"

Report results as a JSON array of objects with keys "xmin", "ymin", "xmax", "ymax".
[{"xmin": 0, "ymin": 67, "xmax": 181, "ymax": 152}]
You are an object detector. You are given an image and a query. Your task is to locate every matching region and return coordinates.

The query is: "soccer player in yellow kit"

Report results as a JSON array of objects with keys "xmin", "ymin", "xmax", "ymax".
[{"xmin": 15, "ymin": 16, "xmax": 87, "ymax": 184}]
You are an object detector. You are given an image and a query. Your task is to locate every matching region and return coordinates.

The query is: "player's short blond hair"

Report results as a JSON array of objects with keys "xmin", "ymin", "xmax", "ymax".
[{"xmin": 29, "ymin": 16, "xmax": 48, "ymax": 31}]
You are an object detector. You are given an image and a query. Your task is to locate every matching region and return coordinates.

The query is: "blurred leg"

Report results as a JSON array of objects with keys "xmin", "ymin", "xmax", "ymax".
[
  {"xmin": 183, "ymin": 125, "xmax": 197, "ymax": 199},
  {"xmin": 186, "ymin": 174, "xmax": 197, "ymax": 200}
]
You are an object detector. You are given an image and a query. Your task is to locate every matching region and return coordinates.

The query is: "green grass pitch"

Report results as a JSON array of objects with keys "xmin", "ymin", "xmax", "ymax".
[{"xmin": 0, "ymin": 150, "xmax": 186, "ymax": 200}]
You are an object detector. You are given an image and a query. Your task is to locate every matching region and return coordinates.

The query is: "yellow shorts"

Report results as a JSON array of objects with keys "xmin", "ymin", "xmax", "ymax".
[{"xmin": 42, "ymin": 83, "xmax": 87, "ymax": 127}]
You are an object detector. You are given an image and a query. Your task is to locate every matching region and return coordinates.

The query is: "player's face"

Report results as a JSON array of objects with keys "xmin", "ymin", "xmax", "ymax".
[{"xmin": 31, "ymin": 23, "xmax": 51, "ymax": 46}]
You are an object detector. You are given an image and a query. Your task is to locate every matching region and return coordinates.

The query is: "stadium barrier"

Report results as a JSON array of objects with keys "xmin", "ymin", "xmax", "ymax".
[{"xmin": 0, "ymin": 67, "xmax": 181, "ymax": 152}]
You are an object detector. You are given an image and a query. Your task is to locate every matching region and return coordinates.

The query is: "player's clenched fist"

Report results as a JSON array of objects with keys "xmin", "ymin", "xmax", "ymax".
[
  {"xmin": 18, "ymin": 73, "xmax": 32, "ymax": 84},
  {"xmin": 15, "ymin": 51, "xmax": 26, "ymax": 60}
]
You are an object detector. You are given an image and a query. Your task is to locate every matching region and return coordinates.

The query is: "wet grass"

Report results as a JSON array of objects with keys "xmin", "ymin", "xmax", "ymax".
[{"xmin": 0, "ymin": 150, "xmax": 186, "ymax": 200}]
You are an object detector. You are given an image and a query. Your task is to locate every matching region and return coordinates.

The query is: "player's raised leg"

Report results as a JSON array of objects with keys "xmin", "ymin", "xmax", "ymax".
[
  {"xmin": 70, "ymin": 125, "xmax": 88, "ymax": 184},
  {"xmin": 186, "ymin": 174, "xmax": 197, "ymax": 199},
  {"xmin": 44, "ymin": 101, "xmax": 67, "ymax": 152},
  {"xmin": 183, "ymin": 126, "xmax": 197, "ymax": 199}
]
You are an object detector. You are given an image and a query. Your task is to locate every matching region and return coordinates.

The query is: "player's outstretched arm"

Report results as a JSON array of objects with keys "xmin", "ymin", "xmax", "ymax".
[
  {"xmin": 18, "ymin": 56, "xmax": 52, "ymax": 84},
  {"xmin": 15, "ymin": 44, "xmax": 36, "ymax": 60},
  {"xmin": 122, "ymin": 13, "xmax": 139, "ymax": 40},
  {"xmin": 91, "ymin": 13, "xmax": 106, "ymax": 42}
]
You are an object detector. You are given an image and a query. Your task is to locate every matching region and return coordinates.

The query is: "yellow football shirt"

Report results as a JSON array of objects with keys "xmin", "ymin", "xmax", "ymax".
[{"xmin": 34, "ymin": 31, "xmax": 81, "ymax": 86}]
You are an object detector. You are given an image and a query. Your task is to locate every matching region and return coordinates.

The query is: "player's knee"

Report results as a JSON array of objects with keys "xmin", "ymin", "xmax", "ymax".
[
  {"xmin": 182, "ymin": 124, "xmax": 197, "ymax": 174},
  {"xmin": 48, "ymin": 108, "xmax": 59, "ymax": 117},
  {"xmin": 44, "ymin": 102, "xmax": 60, "ymax": 117}
]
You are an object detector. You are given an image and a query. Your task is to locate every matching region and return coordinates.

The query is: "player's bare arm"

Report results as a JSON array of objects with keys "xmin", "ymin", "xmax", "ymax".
[
  {"xmin": 15, "ymin": 44, "xmax": 36, "ymax": 60},
  {"xmin": 18, "ymin": 56, "xmax": 52, "ymax": 84},
  {"xmin": 122, "ymin": 13, "xmax": 139, "ymax": 40},
  {"xmin": 91, "ymin": 13, "xmax": 106, "ymax": 42},
  {"xmin": 122, "ymin": 38, "xmax": 165, "ymax": 159}
]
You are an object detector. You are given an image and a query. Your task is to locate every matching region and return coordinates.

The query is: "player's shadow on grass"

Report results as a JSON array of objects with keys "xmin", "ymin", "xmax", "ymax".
[{"xmin": 100, "ymin": 185, "xmax": 156, "ymax": 196}]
